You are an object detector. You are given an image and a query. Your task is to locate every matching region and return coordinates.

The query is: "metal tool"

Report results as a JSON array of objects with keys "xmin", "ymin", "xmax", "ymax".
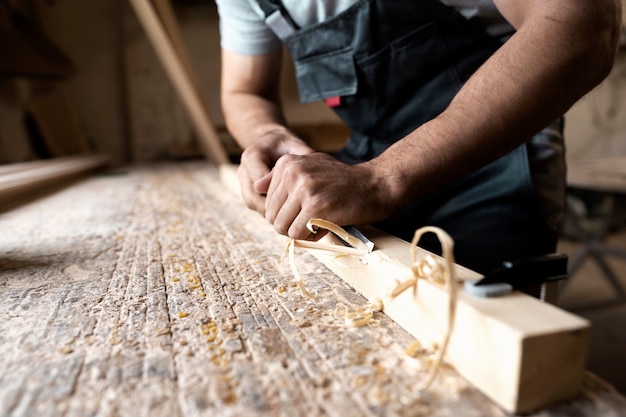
[
  {"xmin": 343, "ymin": 225, "xmax": 375, "ymax": 252},
  {"xmin": 464, "ymin": 253, "xmax": 568, "ymax": 298}
]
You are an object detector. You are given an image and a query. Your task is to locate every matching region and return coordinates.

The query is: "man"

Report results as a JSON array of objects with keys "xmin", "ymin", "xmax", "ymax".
[{"xmin": 216, "ymin": 0, "xmax": 621, "ymax": 274}]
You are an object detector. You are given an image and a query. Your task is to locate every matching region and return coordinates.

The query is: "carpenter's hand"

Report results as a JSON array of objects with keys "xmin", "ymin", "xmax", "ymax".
[
  {"xmin": 237, "ymin": 130, "xmax": 314, "ymax": 215},
  {"xmin": 264, "ymin": 152, "xmax": 396, "ymax": 240}
]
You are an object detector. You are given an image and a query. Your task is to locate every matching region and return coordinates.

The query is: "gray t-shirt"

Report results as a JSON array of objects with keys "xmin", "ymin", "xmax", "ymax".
[
  {"xmin": 215, "ymin": 0, "xmax": 515, "ymax": 55},
  {"xmin": 215, "ymin": 0, "xmax": 565, "ymax": 231}
]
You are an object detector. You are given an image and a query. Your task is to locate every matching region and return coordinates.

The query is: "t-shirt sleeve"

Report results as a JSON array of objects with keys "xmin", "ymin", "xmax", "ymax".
[{"xmin": 215, "ymin": 0, "xmax": 282, "ymax": 55}]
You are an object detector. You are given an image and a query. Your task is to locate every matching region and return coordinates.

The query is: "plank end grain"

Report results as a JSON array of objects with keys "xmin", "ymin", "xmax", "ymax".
[{"xmin": 516, "ymin": 326, "xmax": 590, "ymax": 413}]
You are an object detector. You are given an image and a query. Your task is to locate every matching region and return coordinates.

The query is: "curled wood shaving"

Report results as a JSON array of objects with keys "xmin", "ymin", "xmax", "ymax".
[
  {"xmin": 334, "ymin": 297, "xmax": 384, "ymax": 327},
  {"xmin": 284, "ymin": 219, "xmax": 370, "ymax": 299},
  {"xmin": 306, "ymin": 218, "xmax": 371, "ymax": 253},
  {"xmin": 390, "ymin": 226, "xmax": 457, "ymax": 391},
  {"xmin": 285, "ymin": 238, "xmax": 317, "ymax": 299}
]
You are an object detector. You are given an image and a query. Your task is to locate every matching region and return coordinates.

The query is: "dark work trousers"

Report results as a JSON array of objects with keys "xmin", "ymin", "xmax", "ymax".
[{"xmin": 256, "ymin": 0, "xmax": 558, "ymax": 275}]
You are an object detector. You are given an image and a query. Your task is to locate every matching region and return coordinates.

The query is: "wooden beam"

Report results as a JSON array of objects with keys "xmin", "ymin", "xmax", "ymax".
[
  {"xmin": 306, "ymin": 227, "xmax": 590, "ymax": 414},
  {"xmin": 151, "ymin": 0, "xmax": 203, "ymax": 96},
  {"xmin": 127, "ymin": 0, "xmax": 229, "ymax": 165},
  {"xmin": 0, "ymin": 154, "xmax": 108, "ymax": 204}
]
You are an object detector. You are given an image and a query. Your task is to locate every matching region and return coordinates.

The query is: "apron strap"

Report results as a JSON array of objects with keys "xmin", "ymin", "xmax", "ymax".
[{"xmin": 255, "ymin": 0, "xmax": 299, "ymax": 38}]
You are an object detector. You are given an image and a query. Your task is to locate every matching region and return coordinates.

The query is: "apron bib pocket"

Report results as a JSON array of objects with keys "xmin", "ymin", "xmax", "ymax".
[
  {"xmin": 294, "ymin": 47, "xmax": 357, "ymax": 104},
  {"xmin": 351, "ymin": 22, "xmax": 461, "ymax": 141}
]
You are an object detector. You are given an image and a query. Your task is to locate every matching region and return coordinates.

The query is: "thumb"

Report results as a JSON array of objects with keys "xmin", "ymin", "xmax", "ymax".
[{"xmin": 254, "ymin": 171, "xmax": 272, "ymax": 194}]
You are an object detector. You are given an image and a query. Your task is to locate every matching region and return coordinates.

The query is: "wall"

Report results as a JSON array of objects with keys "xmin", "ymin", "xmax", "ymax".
[
  {"xmin": 124, "ymin": 3, "xmax": 194, "ymax": 161},
  {"xmin": 562, "ymin": 3, "xmax": 626, "ymax": 160},
  {"xmin": 564, "ymin": 52, "xmax": 626, "ymax": 160},
  {"xmin": 0, "ymin": 0, "xmax": 127, "ymax": 166},
  {"xmin": 0, "ymin": 80, "xmax": 33, "ymax": 163},
  {"xmin": 124, "ymin": 1, "xmax": 341, "ymax": 161},
  {"xmin": 43, "ymin": 0, "xmax": 128, "ymax": 165}
]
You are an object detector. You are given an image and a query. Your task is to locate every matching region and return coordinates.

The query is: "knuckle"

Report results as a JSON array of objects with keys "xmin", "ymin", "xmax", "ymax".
[
  {"xmin": 274, "ymin": 154, "xmax": 293, "ymax": 170},
  {"xmin": 239, "ymin": 148, "xmax": 254, "ymax": 163},
  {"xmin": 311, "ymin": 197, "xmax": 332, "ymax": 214},
  {"xmin": 288, "ymin": 224, "xmax": 307, "ymax": 240},
  {"xmin": 273, "ymin": 222, "xmax": 288, "ymax": 237}
]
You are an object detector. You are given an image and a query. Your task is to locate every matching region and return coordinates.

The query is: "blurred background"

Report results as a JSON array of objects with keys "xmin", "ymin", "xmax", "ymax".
[
  {"xmin": 1, "ymin": 0, "xmax": 626, "ymax": 165},
  {"xmin": 0, "ymin": 0, "xmax": 352, "ymax": 166},
  {"xmin": 1, "ymin": 0, "xmax": 626, "ymax": 396}
]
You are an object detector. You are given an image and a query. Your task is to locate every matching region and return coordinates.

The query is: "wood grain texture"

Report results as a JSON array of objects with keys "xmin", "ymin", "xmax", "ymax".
[{"xmin": 0, "ymin": 162, "xmax": 625, "ymax": 417}]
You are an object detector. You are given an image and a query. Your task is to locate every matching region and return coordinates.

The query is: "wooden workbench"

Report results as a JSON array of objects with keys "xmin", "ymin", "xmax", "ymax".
[{"xmin": 0, "ymin": 162, "xmax": 625, "ymax": 417}]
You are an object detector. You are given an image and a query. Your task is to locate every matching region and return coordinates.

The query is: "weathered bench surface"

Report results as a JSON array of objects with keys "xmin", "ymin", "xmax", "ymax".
[{"xmin": 0, "ymin": 161, "xmax": 624, "ymax": 417}]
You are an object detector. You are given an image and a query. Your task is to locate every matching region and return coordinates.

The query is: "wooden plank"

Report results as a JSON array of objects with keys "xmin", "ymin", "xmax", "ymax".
[
  {"xmin": 0, "ymin": 159, "xmax": 57, "ymax": 176},
  {"xmin": 306, "ymin": 228, "xmax": 590, "ymax": 413},
  {"xmin": 127, "ymin": 0, "xmax": 229, "ymax": 165},
  {"xmin": 0, "ymin": 154, "xmax": 108, "ymax": 204},
  {"xmin": 151, "ymin": 0, "xmax": 203, "ymax": 98},
  {"xmin": 0, "ymin": 162, "xmax": 624, "ymax": 416}
]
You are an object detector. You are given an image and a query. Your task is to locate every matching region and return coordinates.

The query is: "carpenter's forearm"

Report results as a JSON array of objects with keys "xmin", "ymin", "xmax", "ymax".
[
  {"xmin": 368, "ymin": 0, "xmax": 622, "ymax": 209},
  {"xmin": 222, "ymin": 92, "xmax": 289, "ymax": 149},
  {"xmin": 220, "ymin": 49, "xmax": 291, "ymax": 149}
]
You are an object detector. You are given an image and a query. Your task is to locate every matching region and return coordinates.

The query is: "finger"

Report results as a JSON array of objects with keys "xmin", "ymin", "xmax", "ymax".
[
  {"xmin": 264, "ymin": 169, "xmax": 288, "ymax": 225},
  {"xmin": 288, "ymin": 210, "xmax": 321, "ymax": 240},
  {"xmin": 237, "ymin": 165, "xmax": 266, "ymax": 215},
  {"xmin": 247, "ymin": 189, "xmax": 266, "ymax": 215},
  {"xmin": 240, "ymin": 148, "xmax": 272, "ymax": 184},
  {"xmin": 253, "ymin": 171, "xmax": 272, "ymax": 194},
  {"xmin": 271, "ymin": 196, "xmax": 303, "ymax": 238}
]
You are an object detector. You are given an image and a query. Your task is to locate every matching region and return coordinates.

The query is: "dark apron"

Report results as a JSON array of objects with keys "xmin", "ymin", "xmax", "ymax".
[{"xmin": 256, "ymin": 0, "xmax": 557, "ymax": 274}]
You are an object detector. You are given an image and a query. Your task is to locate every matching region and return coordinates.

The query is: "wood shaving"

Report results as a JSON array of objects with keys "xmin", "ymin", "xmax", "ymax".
[
  {"xmin": 390, "ymin": 226, "xmax": 457, "ymax": 391},
  {"xmin": 284, "ymin": 219, "xmax": 370, "ymax": 299},
  {"xmin": 284, "ymin": 238, "xmax": 317, "ymax": 299},
  {"xmin": 334, "ymin": 297, "xmax": 384, "ymax": 327},
  {"xmin": 306, "ymin": 218, "xmax": 371, "ymax": 253}
]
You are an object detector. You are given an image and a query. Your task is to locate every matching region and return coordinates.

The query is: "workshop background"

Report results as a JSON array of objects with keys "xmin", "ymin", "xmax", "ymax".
[{"xmin": 1, "ymin": 0, "xmax": 626, "ymax": 395}]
